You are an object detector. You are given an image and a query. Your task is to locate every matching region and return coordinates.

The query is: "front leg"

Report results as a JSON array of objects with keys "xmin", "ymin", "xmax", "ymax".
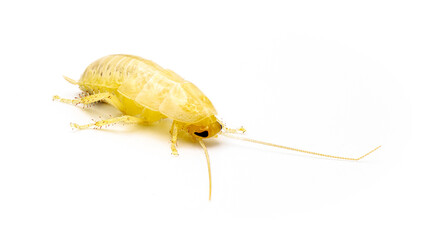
[
  {"xmin": 170, "ymin": 121, "xmax": 179, "ymax": 155},
  {"xmin": 216, "ymin": 119, "xmax": 246, "ymax": 134}
]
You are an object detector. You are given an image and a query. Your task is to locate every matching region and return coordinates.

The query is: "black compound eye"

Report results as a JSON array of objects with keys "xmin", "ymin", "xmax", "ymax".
[{"xmin": 194, "ymin": 131, "xmax": 209, "ymax": 138}]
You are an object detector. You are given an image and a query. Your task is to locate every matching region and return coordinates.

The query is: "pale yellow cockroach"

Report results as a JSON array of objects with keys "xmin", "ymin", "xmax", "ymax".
[{"xmin": 54, "ymin": 54, "xmax": 381, "ymax": 200}]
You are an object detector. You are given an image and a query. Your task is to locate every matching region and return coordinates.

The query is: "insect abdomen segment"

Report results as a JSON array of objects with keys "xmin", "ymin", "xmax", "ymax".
[
  {"xmin": 75, "ymin": 55, "xmax": 168, "ymax": 122},
  {"xmin": 74, "ymin": 54, "xmax": 216, "ymax": 123}
]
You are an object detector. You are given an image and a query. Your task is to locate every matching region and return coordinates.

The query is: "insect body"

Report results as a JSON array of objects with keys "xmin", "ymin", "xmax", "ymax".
[
  {"xmin": 54, "ymin": 54, "xmax": 381, "ymax": 200},
  {"xmin": 56, "ymin": 54, "xmax": 222, "ymax": 140}
]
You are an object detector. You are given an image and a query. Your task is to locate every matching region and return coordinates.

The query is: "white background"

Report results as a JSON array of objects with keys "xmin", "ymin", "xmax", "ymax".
[{"xmin": 1, "ymin": 0, "xmax": 425, "ymax": 239}]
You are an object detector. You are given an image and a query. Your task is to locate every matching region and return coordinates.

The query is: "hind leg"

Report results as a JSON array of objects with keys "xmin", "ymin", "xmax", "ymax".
[
  {"xmin": 53, "ymin": 92, "xmax": 125, "ymax": 112},
  {"xmin": 71, "ymin": 115, "xmax": 145, "ymax": 130}
]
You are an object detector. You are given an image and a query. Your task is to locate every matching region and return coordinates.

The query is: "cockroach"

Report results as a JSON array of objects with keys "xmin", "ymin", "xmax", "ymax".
[{"xmin": 54, "ymin": 54, "xmax": 381, "ymax": 200}]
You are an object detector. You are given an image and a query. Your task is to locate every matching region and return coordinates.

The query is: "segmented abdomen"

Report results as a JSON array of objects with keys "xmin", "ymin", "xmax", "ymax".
[
  {"xmin": 79, "ymin": 55, "xmax": 165, "ymax": 92},
  {"xmin": 78, "ymin": 54, "xmax": 217, "ymax": 123}
]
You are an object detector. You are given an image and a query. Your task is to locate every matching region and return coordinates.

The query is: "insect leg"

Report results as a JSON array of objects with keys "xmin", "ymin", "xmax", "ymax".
[
  {"xmin": 71, "ymin": 115, "xmax": 144, "ymax": 130},
  {"xmin": 53, "ymin": 92, "xmax": 124, "ymax": 110},
  {"xmin": 170, "ymin": 121, "xmax": 179, "ymax": 155},
  {"xmin": 216, "ymin": 119, "xmax": 246, "ymax": 134},
  {"xmin": 223, "ymin": 126, "xmax": 246, "ymax": 134}
]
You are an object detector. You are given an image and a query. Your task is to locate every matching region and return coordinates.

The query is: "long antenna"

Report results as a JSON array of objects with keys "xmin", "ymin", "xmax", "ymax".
[
  {"xmin": 199, "ymin": 140, "xmax": 212, "ymax": 200},
  {"xmin": 222, "ymin": 133, "xmax": 381, "ymax": 161}
]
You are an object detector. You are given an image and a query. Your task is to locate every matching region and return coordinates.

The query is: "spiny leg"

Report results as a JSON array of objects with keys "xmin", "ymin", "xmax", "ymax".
[
  {"xmin": 216, "ymin": 119, "xmax": 246, "ymax": 134},
  {"xmin": 53, "ymin": 92, "xmax": 124, "ymax": 111},
  {"xmin": 71, "ymin": 115, "xmax": 144, "ymax": 130},
  {"xmin": 223, "ymin": 126, "xmax": 246, "ymax": 134},
  {"xmin": 170, "ymin": 121, "xmax": 179, "ymax": 155},
  {"xmin": 53, "ymin": 92, "xmax": 110, "ymax": 105}
]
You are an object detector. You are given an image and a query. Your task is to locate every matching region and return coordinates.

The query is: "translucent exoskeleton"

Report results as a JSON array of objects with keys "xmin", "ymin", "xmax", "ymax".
[{"xmin": 54, "ymin": 54, "xmax": 381, "ymax": 200}]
